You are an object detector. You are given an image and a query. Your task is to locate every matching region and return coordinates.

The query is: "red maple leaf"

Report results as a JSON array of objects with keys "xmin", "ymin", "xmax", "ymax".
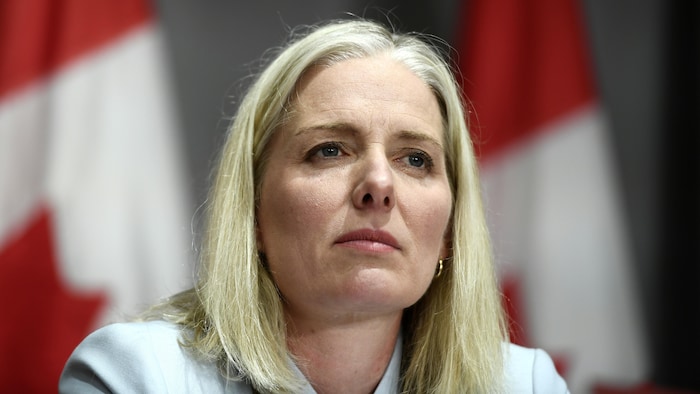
[{"xmin": 0, "ymin": 207, "xmax": 105, "ymax": 393}]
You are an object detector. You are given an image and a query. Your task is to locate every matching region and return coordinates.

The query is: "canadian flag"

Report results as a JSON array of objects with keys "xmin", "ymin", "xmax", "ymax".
[
  {"xmin": 459, "ymin": 0, "xmax": 647, "ymax": 392},
  {"xmin": 0, "ymin": 1, "xmax": 192, "ymax": 391}
]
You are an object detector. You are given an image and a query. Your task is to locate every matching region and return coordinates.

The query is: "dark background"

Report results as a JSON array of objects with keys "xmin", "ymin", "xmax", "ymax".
[{"xmin": 153, "ymin": 0, "xmax": 699, "ymax": 391}]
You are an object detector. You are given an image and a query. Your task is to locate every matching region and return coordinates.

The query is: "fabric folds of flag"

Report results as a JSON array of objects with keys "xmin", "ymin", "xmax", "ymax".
[
  {"xmin": 0, "ymin": 1, "xmax": 191, "ymax": 391},
  {"xmin": 458, "ymin": 0, "xmax": 647, "ymax": 391}
]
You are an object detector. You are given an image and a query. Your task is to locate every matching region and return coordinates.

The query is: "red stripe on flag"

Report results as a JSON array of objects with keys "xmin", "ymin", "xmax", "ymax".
[
  {"xmin": 0, "ymin": 207, "xmax": 105, "ymax": 393},
  {"xmin": 459, "ymin": 0, "xmax": 596, "ymax": 159},
  {"xmin": 0, "ymin": 0, "xmax": 151, "ymax": 99}
]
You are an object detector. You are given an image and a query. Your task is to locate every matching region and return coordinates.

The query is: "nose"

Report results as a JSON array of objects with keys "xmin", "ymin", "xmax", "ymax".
[{"xmin": 351, "ymin": 150, "xmax": 395, "ymax": 211}]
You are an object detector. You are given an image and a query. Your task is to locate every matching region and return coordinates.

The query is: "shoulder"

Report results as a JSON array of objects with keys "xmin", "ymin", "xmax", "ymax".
[
  {"xmin": 59, "ymin": 320, "xmax": 251, "ymax": 393},
  {"xmin": 504, "ymin": 343, "xmax": 569, "ymax": 393}
]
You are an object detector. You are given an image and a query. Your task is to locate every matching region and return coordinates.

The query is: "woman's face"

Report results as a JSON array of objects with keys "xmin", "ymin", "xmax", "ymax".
[{"xmin": 257, "ymin": 56, "xmax": 453, "ymax": 322}]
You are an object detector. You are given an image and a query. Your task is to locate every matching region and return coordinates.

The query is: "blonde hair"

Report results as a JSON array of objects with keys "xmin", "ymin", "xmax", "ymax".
[{"xmin": 159, "ymin": 19, "xmax": 507, "ymax": 393}]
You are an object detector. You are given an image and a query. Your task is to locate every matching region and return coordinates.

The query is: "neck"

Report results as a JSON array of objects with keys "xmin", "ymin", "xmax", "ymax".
[{"xmin": 285, "ymin": 310, "xmax": 402, "ymax": 394}]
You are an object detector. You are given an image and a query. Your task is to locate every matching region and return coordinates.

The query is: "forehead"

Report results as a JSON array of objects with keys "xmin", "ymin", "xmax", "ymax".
[{"xmin": 289, "ymin": 56, "xmax": 443, "ymax": 132}]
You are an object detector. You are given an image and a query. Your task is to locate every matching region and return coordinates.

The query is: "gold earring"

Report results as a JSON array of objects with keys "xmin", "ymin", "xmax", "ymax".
[{"xmin": 435, "ymin": 259, "xmax": 444, "ymax": 278}]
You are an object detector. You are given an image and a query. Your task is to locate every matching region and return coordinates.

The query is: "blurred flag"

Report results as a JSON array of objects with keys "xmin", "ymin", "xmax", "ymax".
[
  {"xmin": 0, "ymin": 1, "xmax": 191, "ymax": 391},
  {"xmin": 458, "ymin": 0, "xmax": 647, "ymax": 391}
]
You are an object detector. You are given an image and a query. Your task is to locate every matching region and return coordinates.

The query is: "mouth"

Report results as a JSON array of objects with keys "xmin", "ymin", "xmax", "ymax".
[{"xmin": 334, "ymin": 229, "xmax": 401, "ymax": 253}]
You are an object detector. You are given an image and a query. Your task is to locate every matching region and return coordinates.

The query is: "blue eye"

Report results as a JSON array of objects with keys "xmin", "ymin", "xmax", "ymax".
[
  {"xmin": 407, "ymin": 154, "xmax": 425, "ymax": 167},
  {"xmin": 308, "ymin": 142, "xmax": 344, "ymax": 161},
  {"xmin": 319, "ymin": 145, "xmax": 340, "ymax": 157},
  {"xmin": 403, "ymin": 150, "xmax": 433, "ymax": 170}
]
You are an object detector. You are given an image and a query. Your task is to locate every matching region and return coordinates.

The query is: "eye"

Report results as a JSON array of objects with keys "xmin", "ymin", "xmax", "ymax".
[
  {"xmin": 318, "ymin": 145, "xmax": 340, "ymax": 157},
  {"xmin": 407, "ymin": 154, "xmax": 425, "ymax": 167},
  {"xmin": 401, "ymin": 150, "xmax": 433, "ymax": 170},
  {"xmin": 307, "ymin": 142, "xmax": 345, "ymax": 160}
]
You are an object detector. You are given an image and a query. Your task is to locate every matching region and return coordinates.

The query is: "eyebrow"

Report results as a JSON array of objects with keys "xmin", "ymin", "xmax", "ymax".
[
  {"xmin": 294, "ymin": 123, "xmax": 444, "ymax": 151},
  {"xmin": 294, "ymin": 122, "xmax": 357, "ymax": 137},
  {"xmin": 396, "ymin": 129, "xmax": 445, "ymax": 151}
]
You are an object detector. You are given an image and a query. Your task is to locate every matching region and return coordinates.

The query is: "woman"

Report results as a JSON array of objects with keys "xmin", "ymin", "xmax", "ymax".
[{"xmin": 60, "ymin": 19, "xmax": 568, "ymax": 393}]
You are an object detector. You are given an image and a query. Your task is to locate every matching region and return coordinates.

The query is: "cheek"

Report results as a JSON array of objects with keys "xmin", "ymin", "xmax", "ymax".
[
  {"xmin": 414, "ymin": 194, "xmax": 452, "ymax": 289},
  {"xmin": 258, "ymin": 176, "xmax": 341, "ymax": 252},
  {"xmin": 257, "ymin": 174, "xmax": 347, "ymax": 300},
  {"xmin": 404, "ymin": 189, "xmax": 452, "ymax": 249}
]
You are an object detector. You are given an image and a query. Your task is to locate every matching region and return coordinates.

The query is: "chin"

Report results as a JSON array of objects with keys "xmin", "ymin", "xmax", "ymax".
[{"xmin": 337, "ymin": 271, "xmax": 428, "ymax": 312}]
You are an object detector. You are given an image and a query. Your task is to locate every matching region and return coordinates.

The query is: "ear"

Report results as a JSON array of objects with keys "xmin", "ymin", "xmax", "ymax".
[
  {"xmin": 255, "ymin": 216, "xmax": 264, "ymax": 253},
  {"xmin": 440, "ymin": 220, "xmax": 453, "ymax": 260}
]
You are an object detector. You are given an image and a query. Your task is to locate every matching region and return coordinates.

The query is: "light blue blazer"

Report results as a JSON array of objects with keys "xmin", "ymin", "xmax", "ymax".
[{"xmin": 59, "ymin": 321, "xmax": 568, "ymax": 393}]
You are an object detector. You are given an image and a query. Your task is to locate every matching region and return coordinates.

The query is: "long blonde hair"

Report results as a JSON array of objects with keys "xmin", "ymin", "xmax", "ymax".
[{"xmin": 159, "ymin": 19, "xmax": 507, "ymax": 393}]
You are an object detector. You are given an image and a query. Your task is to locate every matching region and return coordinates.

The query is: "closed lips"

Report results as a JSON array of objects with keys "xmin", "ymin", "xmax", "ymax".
[{"xmin": 335, "ymin": 229, "xmax": 400, "ymax": 250}]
